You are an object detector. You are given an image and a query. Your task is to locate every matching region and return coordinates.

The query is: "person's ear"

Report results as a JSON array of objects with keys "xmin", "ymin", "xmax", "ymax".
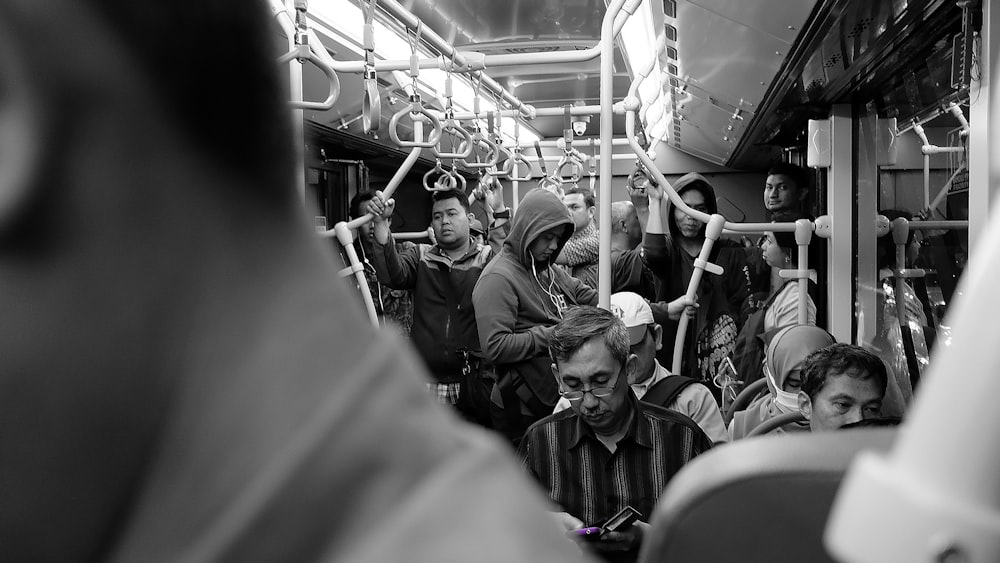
[
  {"xmin": 652, "ymin": 324, "xmax": 663, "ymax": 352},
  {"xmin": 468, "ymin": 212, "xmax": 476, "ymax": 224},
  {"xmin": 797, "ymin": 390, "xmax": 812, "ymax": 420},
  {"xmin": 624, "ymin": 354, "xmax": 638, "ymax": 382},
  {"xmin": 0, "ymin": 29, "xmax": 42, "ymax": 229},
  {"xmin": 798, "ymin": 187, "xmax": 808, "ymax": 203},
  {"xmin": 551, "ymin": 362, "xmax": 560, "ymax": 381}
]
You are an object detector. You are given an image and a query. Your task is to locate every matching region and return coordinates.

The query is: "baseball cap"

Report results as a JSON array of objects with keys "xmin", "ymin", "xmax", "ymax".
[
  {"xmin": 470, "ymin": 218, "xmax": 485, "ymax": 236},
  {"xmin": 610, "ymin": 291, "xmax": 654, "ymax": 346}
]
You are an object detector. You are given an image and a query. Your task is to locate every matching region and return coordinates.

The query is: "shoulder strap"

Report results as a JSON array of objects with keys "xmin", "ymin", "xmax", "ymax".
[{"xmin": 642, "ymin": 375, "xmax": 698, "ymax": 408}]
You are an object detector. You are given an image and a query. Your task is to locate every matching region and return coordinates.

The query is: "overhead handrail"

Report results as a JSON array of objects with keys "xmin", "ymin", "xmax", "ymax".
[
  {"xmin": 275, "ymin": 1, "xmax": 341, "ymax": 111},
  {"xmin": 361, "ymin": 0, "xmax": 380, "ymax": 133}
]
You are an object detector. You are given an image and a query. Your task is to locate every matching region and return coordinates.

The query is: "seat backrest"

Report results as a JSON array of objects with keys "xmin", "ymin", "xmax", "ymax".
[
  {"xmin": 723, "ymin": 377, "xmax": 767, "ymax": 425},
  {"xmin": 745, "ymin": 411, "xmax": 807, "ymax": 437},
  {"xmin": 637, "ymin": 428, "xmax": 897, "ymax": 563}
]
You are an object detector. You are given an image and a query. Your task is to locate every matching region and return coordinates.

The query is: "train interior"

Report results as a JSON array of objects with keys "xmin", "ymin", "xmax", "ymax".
[{"xmin": 272, "ymin": 0, "xmax": 999, "ymax": 560}]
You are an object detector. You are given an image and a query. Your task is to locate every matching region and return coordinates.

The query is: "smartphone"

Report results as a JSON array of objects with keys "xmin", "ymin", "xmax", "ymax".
[{"xmin": 602, "ymin": 506, "xmax": 641, "ymax": 533}]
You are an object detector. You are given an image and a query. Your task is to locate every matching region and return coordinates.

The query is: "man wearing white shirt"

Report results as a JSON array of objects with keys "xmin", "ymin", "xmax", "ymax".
[{"xmin": 554, "ymin": 292, "xmax": 729, "ymax": 443}]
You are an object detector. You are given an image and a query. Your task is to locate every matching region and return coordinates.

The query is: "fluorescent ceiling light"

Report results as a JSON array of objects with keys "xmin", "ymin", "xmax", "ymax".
[{"xmin": 308, "ymin": 0, "xmax": 538, "ymax": 145}]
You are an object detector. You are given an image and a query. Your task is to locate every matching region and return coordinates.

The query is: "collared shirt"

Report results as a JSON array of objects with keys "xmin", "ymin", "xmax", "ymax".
[
  {"xmin": 554, "ymin": 361, "xmax": 730, "ymax": 443},
  {"xmin": 519, "ymin": 391, "xmax": 712, "ymax": 526}
]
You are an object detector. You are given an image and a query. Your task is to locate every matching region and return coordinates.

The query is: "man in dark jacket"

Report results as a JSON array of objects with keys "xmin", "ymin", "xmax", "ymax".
[
  {"xmin": 642, "ymin": 173, "xmax": 750, "ymax": 392},
  {"xmin": 367, "ymin": 187, "xmax": 504, "ymax": 426},
  {"xmin": 473, "ymin": 188, "xmax": 599, "ymax": 444}
]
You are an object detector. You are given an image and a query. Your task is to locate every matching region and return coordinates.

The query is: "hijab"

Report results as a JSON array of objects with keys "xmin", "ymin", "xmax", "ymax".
[{"xmin": 732, "ymin": 325, "xmax": 836, "ymax": 438}]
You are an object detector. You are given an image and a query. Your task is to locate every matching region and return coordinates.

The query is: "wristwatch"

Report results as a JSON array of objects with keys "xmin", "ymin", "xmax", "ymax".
[{"xmin": 493, "ymin": 208, "xmax": 510, "ymax": 219}]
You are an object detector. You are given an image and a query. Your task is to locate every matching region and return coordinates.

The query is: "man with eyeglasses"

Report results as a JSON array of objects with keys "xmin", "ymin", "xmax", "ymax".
[
  {"xmin": 518, "ymin": 306, "xmax": 712, "ymax": 561},
  {"xmin": 551, "ymin": 292, "xmax": 728, "ymax": 443}
]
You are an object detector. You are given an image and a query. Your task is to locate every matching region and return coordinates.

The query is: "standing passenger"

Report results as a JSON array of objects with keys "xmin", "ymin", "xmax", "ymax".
[
  {"xmin": 0, "ymin": 2, "xmax": 590, "ymax": 561},
  {"xmin": 555, "ymin": 186, "xmax": 600, "ymax": 288},
  {"xmin": 474, "ymin": 188, "xmax": 599, "ymax": 445},
  {"xmin": 366, "ymin": 187, "xmax": 501, "ymax": 426},
  {"xmin": 346, "ymin": 190, "xmax": 415, "ymax": 335},
  {"xmin": 642, "ymin": 174, "xmax": 750, "ymax": 389}
]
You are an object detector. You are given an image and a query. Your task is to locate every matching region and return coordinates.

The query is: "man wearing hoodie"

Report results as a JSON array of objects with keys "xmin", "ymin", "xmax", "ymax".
[
  {"xmin": 474, "ymin": 188, "xmax": 600, "ymax": 444},
  {"xmin": 642, "ymin": 174, "xmax": 750, "ymax": 395}
]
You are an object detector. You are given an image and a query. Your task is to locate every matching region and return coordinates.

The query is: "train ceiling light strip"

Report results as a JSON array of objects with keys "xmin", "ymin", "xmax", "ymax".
[{"xmin": 307, "ymin": 0, "xmax": 539, "ymax": 144}]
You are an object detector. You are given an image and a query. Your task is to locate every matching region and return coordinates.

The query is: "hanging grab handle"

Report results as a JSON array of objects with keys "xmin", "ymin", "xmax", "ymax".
[
  {"xmin": 460, "ymin": 134, "xmax": 500, "ymax": 169},
  {"xmin": 555, "ymin": 153, "xmax": 583, "ymax": 184},
  {"xmin": 389, "ymin": 96, "xmax": 443, "ymax": 148},
  {"xmin": 277, "ymin": 41, "xmax": 342, "ymax": 111},
  {"xmin": 510, "ymin": 149, "xmax": 533, "ymax": 182},
  {"xmin": 433, "ymin": 120, "xmax": 475, "ymax": 160}
]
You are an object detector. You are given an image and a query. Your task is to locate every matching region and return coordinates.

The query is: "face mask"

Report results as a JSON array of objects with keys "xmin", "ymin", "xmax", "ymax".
[{"xmin": 765, "ymin": 363, "xmax": 799, "ymax": 413}]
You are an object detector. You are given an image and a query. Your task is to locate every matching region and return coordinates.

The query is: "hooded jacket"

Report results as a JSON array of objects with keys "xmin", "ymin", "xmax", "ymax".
[
  {"xmin": 643, "ymin": 173, "xmax": 750, "ymax": 380},
  {"xmin": 473, "ymin": 189, "xmax": 599, "ymax": 408}
]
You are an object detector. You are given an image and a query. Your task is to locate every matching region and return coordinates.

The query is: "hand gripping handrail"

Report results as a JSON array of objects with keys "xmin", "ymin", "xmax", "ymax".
[
  {"xmin": 321, "ymin": 121, "xmax": 427, "ymax": 327},
  {"xmin": 433, "ymin": 118, "xmax": 474, "ymax": 159},
  {"xmin": 671, "ymin": 214, "xmax": 727, "ymax": 375},
  {"xmin": 389, "ymin": 96, "xmax": 442, "ymax": 148}
]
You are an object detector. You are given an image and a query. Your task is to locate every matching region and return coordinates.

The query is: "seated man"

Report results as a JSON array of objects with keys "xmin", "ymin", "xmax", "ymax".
[
  {"xmin": 519, "ymin": 306, "xmax": 712, "ymax": 561},
  {"xmin": 553, "ymin": 292, "xmax": 728, "ymax": 443},
  {"xmin": 797, "ymin": 344, "xmax": 888, "ymax": 432}
]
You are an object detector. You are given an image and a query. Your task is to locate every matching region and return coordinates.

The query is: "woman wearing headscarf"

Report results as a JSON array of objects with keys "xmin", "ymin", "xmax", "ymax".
[{"xmin": 729, "ymin": 325, "xmax": 836, "ymax": 440}]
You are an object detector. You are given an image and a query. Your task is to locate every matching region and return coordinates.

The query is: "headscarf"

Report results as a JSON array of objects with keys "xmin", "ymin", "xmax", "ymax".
[{"xmin": 732, "ymin": 325, "xmax": 836, "ymax": 438}]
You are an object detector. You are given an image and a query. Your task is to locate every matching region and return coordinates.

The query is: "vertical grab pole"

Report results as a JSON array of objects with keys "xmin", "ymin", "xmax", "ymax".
[
  {"xmin": 671, "ymin": 215, "xmax": 726, "ymax": 375},
  {"xmin": 795, "ymin": 218, "xmax": 814, "ymax": 325},
  {"xmin": 598, "ymin": 0, "xmax": 632, "ymax": 308},
  {"xmin": 287, "ymin": 0, "xmax": 307, "ymax": 202}
]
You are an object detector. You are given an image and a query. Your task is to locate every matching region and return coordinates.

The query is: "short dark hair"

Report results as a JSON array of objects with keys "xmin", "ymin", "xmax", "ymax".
[
  {"xmin": 769, "ymin": 210, "xmax": 809, "ymax": 265},
  {"xmin": 85, "ymin": 0, "xmax": 293, "ymax": 197},
  {"xmin": 800, "ymin": 344, "xmax": 888, "ymax": 399},
  {"xmin": 549, "ymin": 306, "xmax": 629, "ymax": 367},
  {"xmin": 432, "ymin": 188, "xmax": 471, "ymax": 212},
  {"xmin": 767, "ymin": 162, "xmax": 809, "ymax": 192},
  {"xmin": 564, "ymin": 186, "xmax": 596, "ymax": 208},
  {"xmin": 350, "ymin": 191, "xmax": 377, "ymax": 219}
]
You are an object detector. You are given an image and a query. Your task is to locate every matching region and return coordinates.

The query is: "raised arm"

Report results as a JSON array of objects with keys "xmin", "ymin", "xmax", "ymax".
[{"xmin": 366, "ymin": 191, "xmax": 420, "ymax": 289}]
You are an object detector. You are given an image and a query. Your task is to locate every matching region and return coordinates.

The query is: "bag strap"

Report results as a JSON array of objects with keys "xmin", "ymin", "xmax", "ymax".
[{"xmin": 642, "ymin": 375, "xmax": 697, "ymax": 408}]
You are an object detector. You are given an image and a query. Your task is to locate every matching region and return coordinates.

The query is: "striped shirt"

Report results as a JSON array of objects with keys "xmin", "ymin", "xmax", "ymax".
[{"xmin": 517, "ymin": 392, "xmax": 712, "ymax": 526}]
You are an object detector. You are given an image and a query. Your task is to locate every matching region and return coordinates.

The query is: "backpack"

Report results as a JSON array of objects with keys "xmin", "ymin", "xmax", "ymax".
[
  {"xmin": 730, "ymin": 281, "xmax": 790, "ymax": 384},
  {"xmin": 642, "ymin": 375, "xmax": 698, "ymax": 408}
]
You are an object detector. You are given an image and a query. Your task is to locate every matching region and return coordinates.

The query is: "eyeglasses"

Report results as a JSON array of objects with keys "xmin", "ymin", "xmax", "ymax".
[{"xmin": 558, "ymin": 372, "xmax": 620, "ymax": 402}]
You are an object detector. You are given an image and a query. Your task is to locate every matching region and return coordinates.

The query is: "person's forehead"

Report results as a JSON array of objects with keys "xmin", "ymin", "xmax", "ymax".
[
  {"xmin": 766, "ymin": 174, "xmax": 800, "ymax": 188},
  {"xmin": 819, "ymin": 370, "xmax": 881, "ymax": 398},
  {"xmin": 563, "ymin": 193, "xmax": 586, "ymax": 206},
  {"xmin": 680, "ymin": 190, "xmax": 706, "ymax": 204},
  {"xmin": 558, "ymin": 339, "xmax": 621, "ymax": 378},
  {"xmin": 431, "ymin": 198, "xmax": 466, "ymax": 214}
]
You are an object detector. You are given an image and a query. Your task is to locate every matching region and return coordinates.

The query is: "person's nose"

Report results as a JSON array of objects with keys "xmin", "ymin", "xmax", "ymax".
[
  {"xmin": 548, "ymin": 238, "xmax": 559, "ymax": 251},
  {"xmin": 580, "ymin": 390, "xmax": 600, "ymax": 409}
]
